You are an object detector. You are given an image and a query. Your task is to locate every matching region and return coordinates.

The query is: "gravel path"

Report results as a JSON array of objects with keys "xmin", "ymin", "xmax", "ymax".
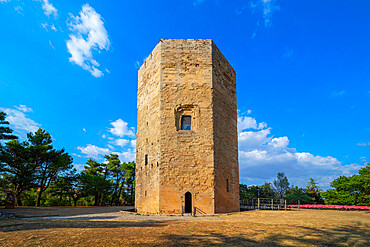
[{"xmin": 22, "ymin": 211, "xmax": 223, "ymax": 221}]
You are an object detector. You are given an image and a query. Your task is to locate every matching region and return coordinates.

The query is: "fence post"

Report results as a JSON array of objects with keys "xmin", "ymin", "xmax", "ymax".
[
  {"xmin": 285, "ymin": 200, "xmax": 287, "ymax": 211},
  {"xmin": 298, "ymin": 200, "xmax": 300, "ymax": 211},
  {"xmin": 193, "ymin": 206, "xmax": 196, "ymax": 216},
  {"xmin": 271, "ymin": 199, "xmax": 274, "ymax": 210},
  {"xmin": 258, "ymin": 198, "xmax": 260, "ymax": 210}
]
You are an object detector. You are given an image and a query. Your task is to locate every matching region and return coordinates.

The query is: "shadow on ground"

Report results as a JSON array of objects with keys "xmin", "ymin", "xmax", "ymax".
[
  {"xmin": 0, "ymin": 219, "xmax": 166, "ymax": 232},
  {"xmin": 0, "ymin": 214, "xmax": 369, "ymax": 246},
  {"xmin": 1, "ymin": 206, "xmax": 134, "ymax": 218},
  {"xmin": 160, "ymin": 222, "xmax": 370, "ymax": 246}
]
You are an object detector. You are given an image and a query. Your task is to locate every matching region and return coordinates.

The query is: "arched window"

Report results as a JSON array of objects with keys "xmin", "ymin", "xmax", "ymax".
[{"xmin": 181, "ymin": 116, "xmax": 191, "ymax": 130}]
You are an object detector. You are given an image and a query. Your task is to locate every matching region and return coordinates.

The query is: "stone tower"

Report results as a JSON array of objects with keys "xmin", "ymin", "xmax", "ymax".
[{"xmin": 136, "ymin": 39, "xmax": 239, "ymax": 214}]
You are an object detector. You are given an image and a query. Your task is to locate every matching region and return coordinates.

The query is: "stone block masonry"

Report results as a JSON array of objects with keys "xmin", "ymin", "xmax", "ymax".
[{"xmin": 136, "ymin": 39, "xmax": 239, "ymax": 214}]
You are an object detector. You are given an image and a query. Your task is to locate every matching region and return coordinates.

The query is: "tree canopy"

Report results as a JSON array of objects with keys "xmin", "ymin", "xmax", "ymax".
[
  {"xmin": 0, "ymin": 111, "xmax": 17, "ymax": 140},
  {"xmin": 0, "ymin": 126, "xmax": 136, "ymax": 207},
  {"xmin": 322, "ymin": 164, "xmax": 370, "ymax": 206},
  {"xmin": 273, "ymin": 172, "xmax": 290, "ymax": 199}
]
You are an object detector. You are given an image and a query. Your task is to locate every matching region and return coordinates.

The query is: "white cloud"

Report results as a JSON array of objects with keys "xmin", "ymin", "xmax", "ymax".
[
  {"xmin": 113, "ymin": 150, "xmax": 136, "ymax": 163},
  {"xmin": 83, "ymin": 128, "xmax": 86, "ymax": 132},
  {"xmin": 261, "ymin": 0, "xmax": 280, "ymax": 27},
  {"xmin": 77, "ymin": 144, "xmax": 110, "ymax": 160},
  {"xmin": 330, "ymin": 90, "xmax": 346, "ymax": 98},
  {"xmin": 269, "ymin": 136, "xmax": 289, "ymax": 150},
  {"xmin": 49, "ymin": 40, "xmax": 55, "ymax": 49},
  {"xmin": 66, "ymin": 4, "xmax": 110, "ymax": 78},
  {"xmin": 41, "ymin": 23, "xmax": 57, "ymax": 32},
  {"xmin": 14, "ymin": 5, "xmax": 23, "ymax": 15},
  {"xmin": 130, "ymin": 139, "xmax": 136, "ymax": 149},
  {"xmin": 238, "ymin": 115, "xmax": 267, "ymax": 132},
  {"xmin": 40, "ymin": 0, "xmax": 57, "ymax": 17},
  {"xmin": 77, "ymin": 118, "xmax": 136, "ymax": 163},
  {"xmin": 73, "ymin": 163, "xmax": 85, "ymax": 171},
  {"xmin": 108, "ymin": 119, "xmax": 135, "ymax": 137},
  {"xmin": 357, "ymin": 142, "xmax": 370, "ymax": 146},
  {"xmin": 238, "ymin": 112, "xmax": 364, "ymax": 188},
  {"xmin": 135, "ymin": 60, "xmax": 140, "ymax": 69},
  {"xmin": 0, "ymin": 105, "xmax": 41, "ymax": 139},
  {"xmin": 250, "ymin": 0, "xmax": 280, "ymax": 27},
  {"xmin": 115, "ymin": 138, "xmax": 129, "ymax": 147},
  {"xmin": 15, "ymin": 104, "xmax": 33, "ymax": 113},
  {"xmin": 239, "ymin": 128, "xmax": 272, "ymax": 149}
]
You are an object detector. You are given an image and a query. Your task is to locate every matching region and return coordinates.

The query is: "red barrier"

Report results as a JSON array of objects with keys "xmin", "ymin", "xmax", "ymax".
[{"xmin": 288, "ymin": 204, "xmax": 370, "ymax": 210}]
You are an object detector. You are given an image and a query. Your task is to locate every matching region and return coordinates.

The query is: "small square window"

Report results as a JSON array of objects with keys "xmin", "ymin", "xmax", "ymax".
[{"xmin": 181, "ymin": 116, "xmax": 191, "ymax": 130}]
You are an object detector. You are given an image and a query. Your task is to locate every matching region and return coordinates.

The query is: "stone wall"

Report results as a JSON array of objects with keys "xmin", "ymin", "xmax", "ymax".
[
  {"xmin": 135, "ymin": 43, "xmax": 162, "ymax": 213},
  {"xmin": 136, "ymin": 39, "xmax": 239, "ymax": 214},
  {"xmin": 159, "ymin": 39, "xmax": 215, "ymax": 214},
  {"xmin": 212, "ymin": 42, "xmax": 240, "ymax": 213}
]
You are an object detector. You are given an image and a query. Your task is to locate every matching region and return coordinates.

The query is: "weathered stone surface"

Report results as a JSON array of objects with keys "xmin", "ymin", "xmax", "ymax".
[{"xmin": 136, "ymin": 39, "xmax": 239, "ymax": 214}]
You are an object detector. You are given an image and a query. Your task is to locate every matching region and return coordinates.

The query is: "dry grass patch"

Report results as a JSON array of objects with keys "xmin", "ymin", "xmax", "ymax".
[{"xmin": 0, "ymin": 209, "xmax": 369, "ymax": 246}]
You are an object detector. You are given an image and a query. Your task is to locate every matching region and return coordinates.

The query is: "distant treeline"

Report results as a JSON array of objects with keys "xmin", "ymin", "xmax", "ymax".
[
  {"xmin": 240, "ymin": 166, "xmax": 370, "ymax": 206},
  {"xmin": 0, "ymin": 111, "xmax": 135, "ymax": 207}
]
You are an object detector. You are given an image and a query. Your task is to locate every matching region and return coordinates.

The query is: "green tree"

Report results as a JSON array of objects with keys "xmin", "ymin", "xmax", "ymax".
[
  {"xmin": 0, "ymin": 111, "xmax": 17, "ymax": 140},
  {"xmin": 47, "ymin": 168, "xmax": 80, "ymax": 206},
  {"xmin": 306, "ymin": 178, "xmax": 324, "ymax": 204},
  {"xmin": 105, "ymin": 154, "xmax": 122, "ymax": 205},
  {"xmin": 0, "ymin": 140, "xmax": 36, "ymax": 206},
  {"xmin": 239, "ymin": 184, "xmax": 257, "ymax": 200},
  {"xmin": 285, "ymin": 186, "xmax": 314, "ymax": 204},
  {"xmin": 273, "ymin": 172, "xmax": 290, "ymax": 199},
  {"xmin": 27, "ymin": 129, "xmax": 73, "ymax": 207},
  {"xmin": 357, "ymin": 165, "xmax": 370, "ymax": 205},
  {"xmin": 121, "ymin": 161, "xmax": 135, "ymax": 205},
  {"xmin": 239, "ymin": 182, "xmax": 276, "ymax": 200},
  {"xmin": 259, "ymin": 182, "xmax": 277, "ymax": 199},
  {"xmin": 79, "ymin": 159, "xmax": 112, "ymax": 206},
  {"xmin": 322, "ymin": 164, "xmax": 370, "ymax": 205}
]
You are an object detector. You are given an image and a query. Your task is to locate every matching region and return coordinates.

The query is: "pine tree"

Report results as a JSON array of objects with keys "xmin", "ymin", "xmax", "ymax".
[{"xmin": 0, "ymin": 111, "xmax": 17, "ymax": 140}]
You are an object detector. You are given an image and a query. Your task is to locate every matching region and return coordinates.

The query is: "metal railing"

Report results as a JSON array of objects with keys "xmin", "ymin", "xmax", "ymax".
[{"xmin": 241, "ymin": 198, "xmax": 287, "ymax": 210}]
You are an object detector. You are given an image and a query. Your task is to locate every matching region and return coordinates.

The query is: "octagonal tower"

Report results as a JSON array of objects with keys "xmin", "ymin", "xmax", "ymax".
[{"xmin": 135, "ymin": 39, "xmax": 239, "ymax": 214}]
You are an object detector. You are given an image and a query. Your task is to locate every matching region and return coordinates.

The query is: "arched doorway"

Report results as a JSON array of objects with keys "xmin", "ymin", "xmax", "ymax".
[{"xmin": 185, "ymin": 192, "xmax": 192, "ymax": 214}]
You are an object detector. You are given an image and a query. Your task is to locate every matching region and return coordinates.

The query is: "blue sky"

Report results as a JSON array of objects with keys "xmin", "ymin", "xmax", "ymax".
[{"xmin": 0, "ymin": 0, "xmax": 369, "ymax": 189}]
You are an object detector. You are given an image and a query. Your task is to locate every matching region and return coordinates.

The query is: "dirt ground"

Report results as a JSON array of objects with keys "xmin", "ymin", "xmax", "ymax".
[{"xmin": 0, "ymin": 208, "xmax": 369, "ymax": 246}]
